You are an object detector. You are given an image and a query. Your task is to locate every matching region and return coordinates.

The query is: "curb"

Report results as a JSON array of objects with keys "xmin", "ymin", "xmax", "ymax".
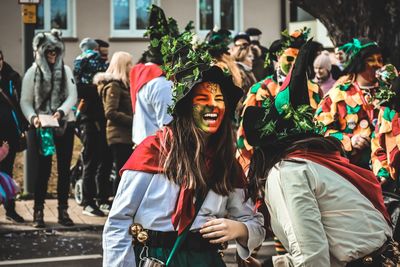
[{"xmin": 0, "ymin": 224, "xmax": 104, "ymax": 235}]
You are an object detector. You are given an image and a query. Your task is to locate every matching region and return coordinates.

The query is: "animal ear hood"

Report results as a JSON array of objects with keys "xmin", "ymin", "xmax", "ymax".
[{"xmin": 32, "ymin": 29, "xmax": 64, "ymax": 54}]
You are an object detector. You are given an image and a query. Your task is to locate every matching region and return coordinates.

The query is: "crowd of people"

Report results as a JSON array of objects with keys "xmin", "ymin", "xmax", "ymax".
[{"xmin": 1, "ymin": 3, "xmax": 400, "ymax": 267}]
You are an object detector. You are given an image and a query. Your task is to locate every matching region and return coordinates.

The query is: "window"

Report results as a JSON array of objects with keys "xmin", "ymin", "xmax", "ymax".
[
  {"xmin": 197, "ymin": 0, "xmax": 242, "ymax": 34},
  {"xmin": 111, "ymin": 0, "xmax": 160, "ymax": 37},
  {"xmin": 35, "ymin": 0, "xmax": 76, "ymax": 37}
]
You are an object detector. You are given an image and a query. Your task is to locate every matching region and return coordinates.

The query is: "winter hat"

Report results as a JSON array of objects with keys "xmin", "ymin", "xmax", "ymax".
[
  {"xmin": 79, "ymin": 38, "xmax": 98, "ymax": 52},
  {"xmin": 245, "ymin": 27, "xmax": 262, "ymax": 42},
  {"xmin": 233, "ymin": 32, "xmax": 250, "ymax": 44},
  {"xmin": 313, "ymin": 50, "xmax": 332, "ymax": 71}
]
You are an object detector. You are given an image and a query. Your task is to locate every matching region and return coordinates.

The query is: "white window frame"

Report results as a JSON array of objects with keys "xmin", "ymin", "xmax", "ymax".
[
  {"xmin": 196, "ymin": 0, "xmax": 243, "ymax": 36},
  {"xmin": 111, "ymin": 0, "xmax": 160, "ymax": 38},
  {"xmin": 35, "ymin": 0, "xmax": 76, "ymax": 38}
]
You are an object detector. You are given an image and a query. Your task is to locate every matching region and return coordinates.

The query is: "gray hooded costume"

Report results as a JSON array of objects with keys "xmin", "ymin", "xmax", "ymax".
[{"xmin": 20, "ymin": 29, "xmax": 77, "ymax": 123}]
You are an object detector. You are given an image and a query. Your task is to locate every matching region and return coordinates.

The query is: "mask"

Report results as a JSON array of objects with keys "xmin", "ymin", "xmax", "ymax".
[
  {"xmin": 192, "ymin": 82, "xmax": 226, "ymax": 134},
  {"xmin": 278, "ymin": 48, "xmax": 299, "ymax": 75}
]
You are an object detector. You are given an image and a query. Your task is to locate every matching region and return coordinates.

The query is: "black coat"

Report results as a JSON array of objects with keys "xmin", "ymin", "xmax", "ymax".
[{"xmin": 0, "ymin": 62, "xmax": 25, "ymax": 149}]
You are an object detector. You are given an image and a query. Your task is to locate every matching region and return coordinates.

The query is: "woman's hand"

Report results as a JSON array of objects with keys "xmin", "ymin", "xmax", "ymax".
[
  {"xmin": 351, "ymin": 134, "xmax": 370, "ymax": 151},
  {"xmin": 200, "ymin": 218, "xmax": 249, "ymax": 246},
  {"xmin": 32, "ymin": 116, "xmax": 41, "ymax": 128},
  {"xmin": 53, "ymin": 110, "xmax": 64, "ymax": 121}
]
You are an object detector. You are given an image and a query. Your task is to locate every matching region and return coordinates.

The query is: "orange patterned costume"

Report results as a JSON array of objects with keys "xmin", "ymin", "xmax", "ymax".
[
  {"xmin": 314, "ymin": 75, "xmax": 378, "ymax": 167},
  {"xmin": 236, "ymin": 73, "xmax": 321, "ymax": 171},
  {"xmin": 371, "ymin": 106, "xmax": 400, "ymax": 182}
]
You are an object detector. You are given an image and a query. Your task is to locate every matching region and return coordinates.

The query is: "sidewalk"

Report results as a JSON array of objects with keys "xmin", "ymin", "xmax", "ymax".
[{"xmin": 0, "ymin": 199, "xmax": 107, "ymax": 234}]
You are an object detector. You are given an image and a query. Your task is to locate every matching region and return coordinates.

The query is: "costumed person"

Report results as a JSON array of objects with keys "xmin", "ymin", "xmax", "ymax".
[
  {"xmin": 20, "ymin": 29, "xmax": 77, "ymax": 228},
  {"xmin": 74, "ymin": 37, "xmax": 112, "ymax": 216},
  {"xmin": 243, "ymin": 40, "xmax": 395, "ymax": 267},
  {"xmin": 236, "ymin": 27, "xmax": 322, "ymax": 172},
  {"xmin": 130, "ymin": 5, "xmax": 174, "ymax": 146},
  {"xmin": 313, "ymin": 50, "xmax": 337, "ymax": 96},
  {"xmin": 0, "ymin": 49, "xmax": 25, "ymax": 223},
  {"xmin": 0, "ymin": 141, "xmax": 20, "ymax": 209},
  {"xmin": 315, "ymin": 38, "xmax": 384, "ymax": 169},
  {"xmin": 102, "ymin": 27, "xmax": 265, "ymax": 267},
  {"xmin": 95, "ymin": 51, "xmax": 133, "ymax": 195},
  {"xmin": 230, "ymin": 32, "xmax": 257, "ymax": 96},
  {"xmin": 245, "ymin": 27, "xmax": 269, "ymax": 81},
  {"xmin": 371, "ymin": 64, "xmax": 400, "ymax": 193}
]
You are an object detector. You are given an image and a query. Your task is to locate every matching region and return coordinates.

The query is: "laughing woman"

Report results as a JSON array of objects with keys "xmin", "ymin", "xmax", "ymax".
[{"xmin": 102, "ymin": 30, "xmax": 265, "ymax": 266}]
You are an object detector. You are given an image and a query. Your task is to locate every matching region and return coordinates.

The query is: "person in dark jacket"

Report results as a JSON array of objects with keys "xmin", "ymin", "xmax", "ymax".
[
  {"xmin": 95, "ymin": 51, "xmax": 133, "ymax": 195},
  {"xmin": 0, "ymin": 50, "xmax": 25, "ymax": 223},
  {"xmin": 74, "ymin": 38, "xmax": 112, "ymax": 216}
]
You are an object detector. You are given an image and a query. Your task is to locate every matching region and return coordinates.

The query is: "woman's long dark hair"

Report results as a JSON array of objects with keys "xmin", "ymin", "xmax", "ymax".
[
  {"xmin": 161, "ymin": 87, "xmax": 241, "ymax": 197},
  {"xmin": 247, "ymin": 134, "xmax": 345, "ymax": 201}
]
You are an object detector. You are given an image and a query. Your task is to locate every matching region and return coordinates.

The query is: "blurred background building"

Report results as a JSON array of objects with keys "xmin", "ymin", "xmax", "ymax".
[{"xmin": 0, "ymin": 0, "xmax": 332, "ymax": 74}]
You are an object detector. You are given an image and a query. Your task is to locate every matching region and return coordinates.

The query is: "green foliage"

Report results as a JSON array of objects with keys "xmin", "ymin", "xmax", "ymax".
[
  {"xmin": 160, "ymin": 30, "xmax": 214, "ymax": 115},
  {"xmin": 278, "ymin": 27, "xmax": 310, "ymax": 56},
  {"xmin": 375, "ymin": 83, "xmax": 396, "ymax": 106}
]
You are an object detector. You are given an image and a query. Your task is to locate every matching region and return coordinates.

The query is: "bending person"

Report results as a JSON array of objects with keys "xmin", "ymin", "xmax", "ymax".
[{"xmin": 243, "ymin": 40, "xmax": 394, "ymax": 267}]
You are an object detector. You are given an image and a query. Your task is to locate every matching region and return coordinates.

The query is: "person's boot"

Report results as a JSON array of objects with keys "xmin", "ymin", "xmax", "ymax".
[
  {"xmin": 5, "ymin": 199, "xmax": 25, "ymax": 223},
  {"xmin": 58, "ymin": 208, "xmax": 74, "ymax": 226},
  {"xmin": 33, "ymin": 209, "xmax": 45, "ymax": 228}
]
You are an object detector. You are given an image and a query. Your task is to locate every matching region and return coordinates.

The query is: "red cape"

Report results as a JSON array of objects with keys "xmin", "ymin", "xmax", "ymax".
[
  {"xmin": 129, "ymin": 63, "xmax": 163, "ymax": 113},
  {"xmin": 121, "ymin": 127, "xmax": 246, "ymax": 234},
  {"xmin": 288, "ymin": 150, "xmax": 391, "ymax": 225}
]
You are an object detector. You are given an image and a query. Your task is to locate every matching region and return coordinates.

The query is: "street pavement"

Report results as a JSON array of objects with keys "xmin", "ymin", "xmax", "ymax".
[
  {"xmin": 0, "ymin": 198, "xmax": 273, "ymax": 266},
  {"xmin": 0, "ymin": 199, "xmax": 106, "ymax": 233}
]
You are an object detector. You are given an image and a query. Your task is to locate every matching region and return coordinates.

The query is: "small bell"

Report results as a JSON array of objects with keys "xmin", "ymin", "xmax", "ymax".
[
  {"xmin": 129, "ymin": 223, "xmax": 143, "ymax": 237},
  {"xmin": 362, "ymin": 256, "xmax": 373, "ymax": 264},
  {"xmin": 137, "ymin": 231, "xmax": 149, "ymax": 243}
]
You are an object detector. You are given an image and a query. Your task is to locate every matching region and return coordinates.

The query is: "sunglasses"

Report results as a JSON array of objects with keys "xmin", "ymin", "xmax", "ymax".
[{"xmin": 46, "ymin": 50, "xmax": 57, "ymax": 55}]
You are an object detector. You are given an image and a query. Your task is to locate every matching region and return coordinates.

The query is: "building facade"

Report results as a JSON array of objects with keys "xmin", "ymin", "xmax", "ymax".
[{"xmin": 0, "ymin": 0, "xmax": 284, "ymax": 74}]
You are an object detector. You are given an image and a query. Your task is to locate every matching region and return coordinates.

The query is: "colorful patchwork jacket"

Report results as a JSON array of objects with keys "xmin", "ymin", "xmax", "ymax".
[
  {"xmin": 236, "ymin": 74, "xmax": 322, "ymax": 171},
  {"xmin": 371, "ymin": 106, "xmax": 400, "ymax": 181},
  {"xmin": 315, "ymin": 75, "xmax": 379, "ymax": 166}
]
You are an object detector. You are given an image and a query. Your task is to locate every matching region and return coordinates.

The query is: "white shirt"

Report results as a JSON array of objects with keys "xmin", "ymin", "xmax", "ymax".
[
  {"xmin": 265, "ymin": 159, "xmax": 392, "ymax": 267},
  {"xmin": 131, "ymin": 76, "xmax": 173, "ymax": 145},
  {"xmin": 103, "ymin": 170, "xmax": 266, "ymax": 267}
]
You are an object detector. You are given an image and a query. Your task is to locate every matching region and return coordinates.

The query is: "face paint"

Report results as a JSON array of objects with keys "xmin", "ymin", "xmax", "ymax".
[
  {"xmin": 278, "ymin": 48, "xmax": 299, "ymax": 75},
  {"xmin": 359, "ymin": 53, "xmax": 383, "ymax": 83},
  {"xmin": 192, "ymin": 82, "xmax": 226, "ymax": 134}
]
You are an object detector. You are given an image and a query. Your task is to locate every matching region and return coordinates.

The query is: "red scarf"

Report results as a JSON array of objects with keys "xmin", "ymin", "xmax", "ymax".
[
  {"xmin": 129, "ymin": 63, "xmax": 163, "ymax": 113},
  {"xmin": 121, "ymin": 127, "xmax": 245, "ymax": 234},
  {"xmin": 287, "ymin": 150, "xmax": 391, "ymax": 225}
]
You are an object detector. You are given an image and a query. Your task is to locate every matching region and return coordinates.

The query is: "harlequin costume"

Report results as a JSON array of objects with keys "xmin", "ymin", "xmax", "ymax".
[
  {"xmin": 236, "ymin": 28, "xmax": 322, "ymax": 172},
  {"xmin": 242, "ymin": 40, "xmax": 394, "ymax": 267},
  {"xmin": 315, "ymin": 38, "xmax": 383, "ymax": 168},
  {"xmin": 371, "ymin": 65, "xmax": 400, "ymax": 190},
  {"xmin": 102, "ymin": 9, "xmax": 265, "ymax": 266}
]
